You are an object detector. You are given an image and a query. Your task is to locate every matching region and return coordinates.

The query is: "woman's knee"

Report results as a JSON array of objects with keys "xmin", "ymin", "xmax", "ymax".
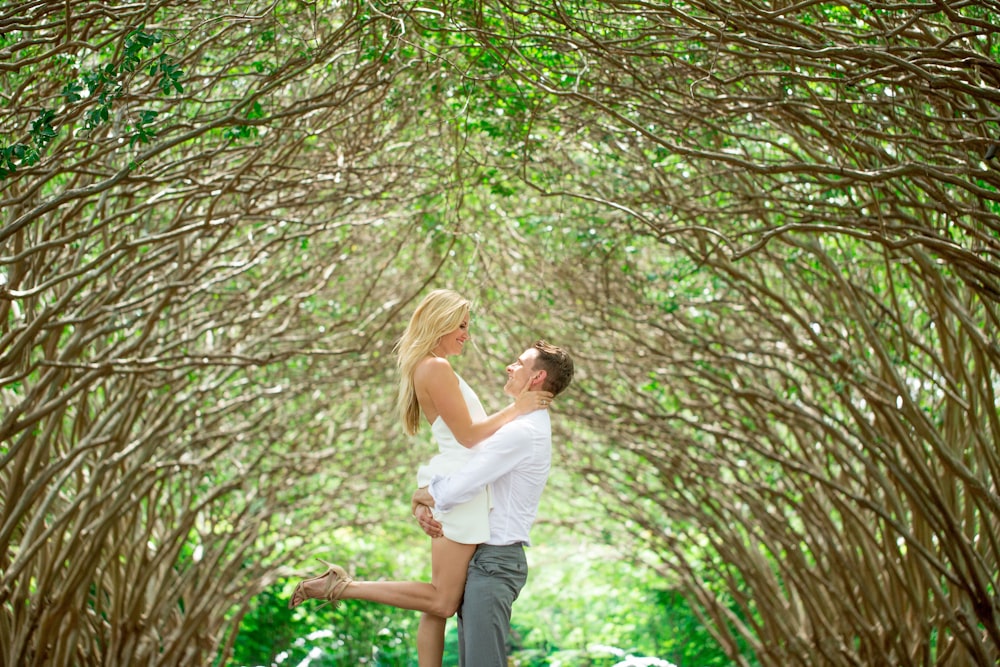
[{"xmin": 427, "ymin": 596, "xmax": 461, "ymax": 618}]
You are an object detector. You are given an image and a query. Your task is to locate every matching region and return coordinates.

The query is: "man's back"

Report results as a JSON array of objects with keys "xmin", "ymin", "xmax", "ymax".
[
  {"xmin": 426, "ymin": 408, "xmax": 551, "ymax": 544},
  {"xmin": 481, "ymin": 409, "xmax": 551, "ymax": 546}
]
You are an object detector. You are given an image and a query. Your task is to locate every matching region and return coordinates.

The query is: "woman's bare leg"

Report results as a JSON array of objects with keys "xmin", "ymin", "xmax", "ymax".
[
  {"xmin": 415, "ymin": 537, "xmax": 476, "ymax": 666},
  {"xmin": 295, "ymin": 536, "xmax": 475, "ymax": 617},
  {"xmin": 417, "ymin": 612, "xmax": 447, "ymax": 667}
]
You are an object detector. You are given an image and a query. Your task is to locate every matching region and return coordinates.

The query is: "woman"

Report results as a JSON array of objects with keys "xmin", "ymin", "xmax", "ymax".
[{"xmin": 288, "ymin": 289, "xmax": 552, "ymax": 666}]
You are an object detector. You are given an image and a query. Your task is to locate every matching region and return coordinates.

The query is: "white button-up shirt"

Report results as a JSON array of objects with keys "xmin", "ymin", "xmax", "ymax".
[{"xmin": 428, "ymin": 410, "xmax": 551, "ymax": 546}]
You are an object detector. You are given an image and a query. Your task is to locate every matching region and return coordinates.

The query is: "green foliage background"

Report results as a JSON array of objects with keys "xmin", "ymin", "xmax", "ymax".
[{"xmin": 2, "ymin": 1, "xmax": 998, "ymax": 666}]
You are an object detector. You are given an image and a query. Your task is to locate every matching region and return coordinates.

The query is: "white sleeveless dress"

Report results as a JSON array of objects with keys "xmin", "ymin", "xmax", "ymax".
[{"xmin": 416, "ymin": 373, "xmax": 492, "ymax": 544}]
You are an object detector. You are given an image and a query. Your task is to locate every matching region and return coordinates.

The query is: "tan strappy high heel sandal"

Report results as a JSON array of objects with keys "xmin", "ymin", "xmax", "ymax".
[{"xmin": 288, "ymin": 560, "xmax": 353, "ymax": 610}]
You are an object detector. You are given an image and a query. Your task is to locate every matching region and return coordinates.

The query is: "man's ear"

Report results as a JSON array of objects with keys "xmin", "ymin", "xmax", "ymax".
[{"xmin": 532, "ymin": 370, "xmax": 548, "ymax": 388}]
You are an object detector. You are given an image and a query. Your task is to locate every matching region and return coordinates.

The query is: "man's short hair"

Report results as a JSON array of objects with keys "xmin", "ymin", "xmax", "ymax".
[{"xmin": 532, "ymin": 340, "xmax": 574, "ymax": 396}]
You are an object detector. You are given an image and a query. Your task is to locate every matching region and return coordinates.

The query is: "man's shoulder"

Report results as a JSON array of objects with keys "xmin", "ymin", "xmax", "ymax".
[{"xmin": 504, "ymin": 411, "xmax": 552, "ymax": 436}]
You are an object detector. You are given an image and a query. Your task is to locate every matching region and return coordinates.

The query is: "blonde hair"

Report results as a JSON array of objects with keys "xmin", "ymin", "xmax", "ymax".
[{"xmin": 395, "ymin": 289, "xmax": 472, "ymax": 435}]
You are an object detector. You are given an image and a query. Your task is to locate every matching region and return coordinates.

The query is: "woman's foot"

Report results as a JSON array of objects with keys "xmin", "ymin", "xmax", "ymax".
[{"xmin": 288, "ymin": 560, "xmax": 353, "ymax": 610}]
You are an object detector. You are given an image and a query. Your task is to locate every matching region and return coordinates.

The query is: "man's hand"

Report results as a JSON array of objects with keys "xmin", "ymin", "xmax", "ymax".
[
  {"xmin": 411, "ymin": 488, "xmax": 443, "ymax": 538},
  {"xmin": 412, "ymin": 503, "xmax": 444, "ymax": 538},
  {"xmin": 412, "ymin": 486, "xmax": 434, "ymax": 511}
]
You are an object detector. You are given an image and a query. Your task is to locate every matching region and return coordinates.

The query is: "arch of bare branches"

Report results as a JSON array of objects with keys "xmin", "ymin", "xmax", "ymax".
[{"xmin": 1, "ymin": 1, "xmax": 997, "ymax": 665}]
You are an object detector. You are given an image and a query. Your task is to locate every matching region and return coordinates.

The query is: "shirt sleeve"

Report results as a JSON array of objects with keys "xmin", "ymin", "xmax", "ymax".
[{"xmin": 428, "ymin": 419, "xmax": 534, "ymax": 512}]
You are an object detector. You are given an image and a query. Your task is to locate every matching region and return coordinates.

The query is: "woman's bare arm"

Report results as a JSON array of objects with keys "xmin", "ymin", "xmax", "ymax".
[{"xmin": 413, "ymin": 357, "xmax": 549, "ymax": 447}]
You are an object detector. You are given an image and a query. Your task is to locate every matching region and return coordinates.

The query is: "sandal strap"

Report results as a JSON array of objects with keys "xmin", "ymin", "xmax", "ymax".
[
  {"xmin": 318, "ymin": 564, "xmax": 352, "ymax": 602},
  {"xmin": 326, "ymin": 575, "xmax": 353, "ymax": 603}
]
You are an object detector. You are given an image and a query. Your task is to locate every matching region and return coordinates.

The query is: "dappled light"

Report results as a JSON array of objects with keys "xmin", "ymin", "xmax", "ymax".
[{"xmin": 1, "ymin": 1, "xmax": 998, "ymax": 665}]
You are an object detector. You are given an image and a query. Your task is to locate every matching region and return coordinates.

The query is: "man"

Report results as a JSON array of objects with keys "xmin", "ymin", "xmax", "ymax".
[{"xmin": 411, "ymin": 339, "xmax": 574, "ymax": 666}]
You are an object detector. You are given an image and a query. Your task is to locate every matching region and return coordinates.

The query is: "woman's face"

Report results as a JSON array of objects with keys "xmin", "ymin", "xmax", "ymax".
[{"xmin": 433, "ymin": 315, "xmax": 470, "ymax": 357}]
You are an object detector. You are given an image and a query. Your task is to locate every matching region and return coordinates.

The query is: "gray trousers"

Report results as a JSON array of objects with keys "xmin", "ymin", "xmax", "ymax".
[{"xmin": 457, "ymin": 544, "xmax": 528, "ymax": 667}]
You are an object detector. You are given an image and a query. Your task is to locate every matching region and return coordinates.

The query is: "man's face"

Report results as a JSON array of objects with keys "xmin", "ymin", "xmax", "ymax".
[{"xmin": 504, "ymin": 348, "xmax": 541, "ymax": 397}]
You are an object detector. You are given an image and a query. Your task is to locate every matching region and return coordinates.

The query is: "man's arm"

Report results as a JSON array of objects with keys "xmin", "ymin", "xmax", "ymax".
[{"xmin": 426, "ymin": 419, "xmax": 535, "ymax": 512}]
